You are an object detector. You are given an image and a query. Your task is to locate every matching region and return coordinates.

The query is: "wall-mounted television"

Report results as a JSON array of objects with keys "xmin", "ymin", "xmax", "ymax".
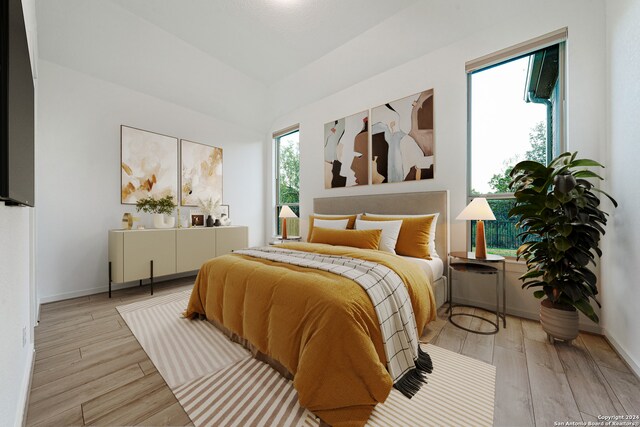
[{"xmin": 1, "ymin": 0, "xmax": 35, "ymax": 207}]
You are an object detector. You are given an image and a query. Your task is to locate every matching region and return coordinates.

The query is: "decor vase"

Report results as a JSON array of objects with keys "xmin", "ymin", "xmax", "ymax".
[
  {"xmin": 153, "ymin": 213, "xmax": 175, "ymax": 229},
  {"xmin": 539, "ymin": 299, "xmax": 579, "ymax": 344},
  {"xmin": 206, "ymin": 215, "xmax": 214, "ymax": 227}
]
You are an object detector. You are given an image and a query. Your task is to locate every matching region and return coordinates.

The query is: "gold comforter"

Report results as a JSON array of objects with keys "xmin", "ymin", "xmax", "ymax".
[{"xmin": 185, "ymin": 242, "xmax": 436, "ymax": 426}]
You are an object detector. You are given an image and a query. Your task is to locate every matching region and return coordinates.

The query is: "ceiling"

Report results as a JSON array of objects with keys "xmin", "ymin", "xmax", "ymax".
[
  {"xmin": 35, "ymin": 0, "xmax": 522, "ymax": 129},
  {"xmin": 108, "ymin": 0, "xmax": 420, "ymax": 85}
]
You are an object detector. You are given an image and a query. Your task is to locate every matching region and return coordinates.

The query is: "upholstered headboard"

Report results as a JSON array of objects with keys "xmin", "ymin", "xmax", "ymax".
[{"xmin": 313, "ymin": 190, "xmax": 449, "ymax": 267}]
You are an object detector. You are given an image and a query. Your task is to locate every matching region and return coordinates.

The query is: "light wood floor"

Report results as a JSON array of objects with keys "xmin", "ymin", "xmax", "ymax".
[{"xmin": 26, "ymin": 278, "xmax": 640, "ymax": 426}]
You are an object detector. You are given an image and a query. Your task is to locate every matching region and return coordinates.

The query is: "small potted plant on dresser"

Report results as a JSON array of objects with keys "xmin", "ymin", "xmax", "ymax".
[
  {"xmin": 135, "ymin": 195, "xmax": 177, "ymax": 229},
  {"xmin": 508, "ymin": 152, "xmax": 617, "ymax": 344}
]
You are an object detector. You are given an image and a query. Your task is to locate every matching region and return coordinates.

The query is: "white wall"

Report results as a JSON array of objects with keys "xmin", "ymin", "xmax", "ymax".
[
  {"xmin": 36, "ymin": 60, "xmax": 265, "ymax": 302},
  {"xmin": 0, "ymin": 2, "xmax": 38, "ymax": 425},
  {"xmin": 602, "ymin": 0, "xmax": 640, "ymax": 375},
  {"xmin": 0, "ymin": 207, "xmax": 34, "ymax": 425},
  {"xmin": 268, "ymin": 0, "xmax": 607, "ymax": 331}
]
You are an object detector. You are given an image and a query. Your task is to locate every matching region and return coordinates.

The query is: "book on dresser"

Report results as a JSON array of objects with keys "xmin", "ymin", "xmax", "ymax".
[{"xmin": 108, "ymin": 226, "xmax": 248, "ymax": 297}]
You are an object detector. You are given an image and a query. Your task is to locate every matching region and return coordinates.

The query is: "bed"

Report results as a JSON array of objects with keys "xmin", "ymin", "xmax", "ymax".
[
  {"xmin": 313, "ymin": 190, "xmax": 449, "ymax": 309},
  {"xmin": 186, "ymin": 191, "xmax": 449, "ymax": 426}
]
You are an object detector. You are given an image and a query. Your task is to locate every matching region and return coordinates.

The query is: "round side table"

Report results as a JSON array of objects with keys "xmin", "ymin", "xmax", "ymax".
[{"xmin": 448, "ymin": 252, "xmax": 506, "ymax": 335}]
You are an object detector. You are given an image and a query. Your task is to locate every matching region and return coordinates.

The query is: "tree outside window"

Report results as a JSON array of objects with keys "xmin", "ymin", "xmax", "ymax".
[
  {"xmin": 275, "ymin": 130, "xmax": 300, "ymax": 236},
  {"xmin": 469, "ymin": 42, "xmax": 563, "ymax": 257}
]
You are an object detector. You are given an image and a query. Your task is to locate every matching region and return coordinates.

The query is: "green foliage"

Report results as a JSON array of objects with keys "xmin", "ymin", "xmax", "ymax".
[
  {"xmin": 279, "ymin": 142, "xmax": 300, "ymax": 204},
  {"xmin": 135, "ymin": 195, "xmax": 176, "ymax": 215},
  {"xmin": 489, "ymin": 121, "xmax": 547, "ymax": 193},
  {"xmin": 488, "ymin": 167, "xmax": 514, "ymax": 194},
  {"xmin": 486, "ymin": 199, "xmax": 515, "ymax": 221},
  {"xmin": 508, "ymin": 152, "xmax": 617, "ymax": 323},
  {"xmin": 525, "ymin": 122, "xmax": 547, "ymax": 164}
]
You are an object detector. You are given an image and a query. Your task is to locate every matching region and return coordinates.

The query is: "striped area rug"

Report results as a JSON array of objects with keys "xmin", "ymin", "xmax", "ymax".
[
  {"xmin": 118, "ymin": 292, "xmax": 496, "ymax": 426},
  {"xmin": 118, "ymin": 290, "xmax": 248, "ymax": 388},
  {"xmin": 175, "ymin": 357, "xmax": 313, "ymax": 427}
]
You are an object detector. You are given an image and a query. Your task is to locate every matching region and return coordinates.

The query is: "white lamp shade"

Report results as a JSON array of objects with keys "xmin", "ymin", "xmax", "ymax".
[
  {"xmin": 279, "ymin": 205, "xmax": 298, "ymax": 219},
  {"xmin": 456, "ymin": 198, "xmax": 496, "ymax": 221}
]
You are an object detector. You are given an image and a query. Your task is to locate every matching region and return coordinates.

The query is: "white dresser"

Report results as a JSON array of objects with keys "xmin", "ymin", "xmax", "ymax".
[{"xmin": 108, "ymin": 226, "xmax": 248, "ymax": 297}]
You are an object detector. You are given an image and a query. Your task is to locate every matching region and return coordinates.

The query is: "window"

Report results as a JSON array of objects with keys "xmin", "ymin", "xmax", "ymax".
[
  {"xmin": 467, "ymin": 31, "xmax": 565, "ymax": 257},
  {"xmin": 274, "ymin": 127, "xmax": 300, "ymax": 236}
]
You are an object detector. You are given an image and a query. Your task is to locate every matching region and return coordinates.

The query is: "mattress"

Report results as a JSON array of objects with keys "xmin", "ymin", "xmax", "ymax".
[{"xmin": 400, "ymin": 255, "xmax": 444, "ymax": 283}]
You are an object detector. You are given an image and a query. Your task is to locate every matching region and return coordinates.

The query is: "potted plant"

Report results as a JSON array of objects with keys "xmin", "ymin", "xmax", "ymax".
[
  {"xmin": 136, "ymin": 195, "xmax": 177, "ymax": 229},
  {"xmin": 508, "ymin": 152, "xmax": 617, "ymax": 343}
]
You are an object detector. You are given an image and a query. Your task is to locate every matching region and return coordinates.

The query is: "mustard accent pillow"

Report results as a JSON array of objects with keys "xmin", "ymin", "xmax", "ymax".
[
  {"xmin": 360, "ymin": 214, "xmax": 435, "ymax": 259},
  {"xmin": 307, "ymin": 214, "xmax": 358, "ymax": 241},
  {"xmin": 365, "ymin": 212, "xmax": 439, "ymax": 256},
  {"xmin": 309, "ymin": 227, "xmax": 382, "ymax": 250}
]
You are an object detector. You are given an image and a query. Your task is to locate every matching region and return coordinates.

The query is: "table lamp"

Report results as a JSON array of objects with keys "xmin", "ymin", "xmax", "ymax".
[
  {"xmin": 279, "ymin": 205, "xmax": 297, "ymax": 240},
  {"xmin": 456, "ymin": 198, "xmax": 496, "ymax": 259}
]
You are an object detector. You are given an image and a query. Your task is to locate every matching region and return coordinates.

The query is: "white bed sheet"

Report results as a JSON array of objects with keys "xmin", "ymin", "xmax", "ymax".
[{"xmin": 401, "ymin": 255, "xmax": 444, "ymax": 284}]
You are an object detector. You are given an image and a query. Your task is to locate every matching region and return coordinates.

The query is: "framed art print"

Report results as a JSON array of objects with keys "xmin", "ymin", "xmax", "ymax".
[
  {"xmin": 121, "ymin": 125, "xmax": 178, "ymax": 204},
  {"xmin": 190, "ymin": 210, "xmax": 205, "ymax": 227},
  {"xmin": 181, "ymin": 139, "xmax": 223, "ymax": 207},
  {"xmin": 371, "ymin": 89, "xmax": 434, "ymax": 184},
  {"xmin": 324, "ymin": 110, "xmax": 369, "ymax": 188}
]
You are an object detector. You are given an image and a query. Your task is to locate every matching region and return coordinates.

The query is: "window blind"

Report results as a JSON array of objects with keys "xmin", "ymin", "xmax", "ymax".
[
  {"xmin": 272, "ymin": 124, "xmax": 299, "ymax": 139},
  {"xmin": 465, "ymin": 28, "xmax": 567, "ymax": 74}
]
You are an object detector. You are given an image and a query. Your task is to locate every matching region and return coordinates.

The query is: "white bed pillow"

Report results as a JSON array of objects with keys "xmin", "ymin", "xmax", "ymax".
[
  {"xmin": 364, "ymin": 212, "xmax": 439, "ymax": 256},
  {"xmin": 355, "ymin": 219, "xmax": 402, "ymax": 254},
  {"xmin": 313, "ymin": 218, "xmax": 349, "ymax": 230}
]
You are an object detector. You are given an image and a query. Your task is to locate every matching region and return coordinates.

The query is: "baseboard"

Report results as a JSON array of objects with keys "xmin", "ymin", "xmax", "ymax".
[
  {"xmin": 603, "ymin": 329, "xmax": 640, "ymax": 378},
  {"xmin": 451, "ymin": 296, "xmax": 603, "ymax": 335},
  {"xmin": 17, "ymin": 345, "xmax": 34, "ymax": 427},
  {"xmin": 38, "ymin": 271, "xmax": 198, "ymax": 304},
  {"xmin": 39, "ymin": 283, "xmax": 136, "ymax": 304}
]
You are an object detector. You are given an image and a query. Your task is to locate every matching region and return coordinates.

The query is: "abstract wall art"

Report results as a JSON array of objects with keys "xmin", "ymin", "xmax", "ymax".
[
  {"xmin": 180, "ymin": 139, "xmax": 223, "ymax": 207},
  {"xmin": 324, "ymin": 110, "xmax": 369, "ymax": 188},
  {"xmin": 371, "ymin": 89, "xmax": 434, "ymax": 184},
  {"xmin": 121, "ymin": 125, "xmax": 178, "ymax": 204}
]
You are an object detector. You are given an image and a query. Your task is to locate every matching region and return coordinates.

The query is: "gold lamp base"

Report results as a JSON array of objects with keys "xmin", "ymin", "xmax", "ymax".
[
  {"xmin": 475, "ymin": 220, "xmax": 487, "ymax": 259},
  {"xmin": 282, "ymin": 218, "xmax": 288, "ymax": 240}
]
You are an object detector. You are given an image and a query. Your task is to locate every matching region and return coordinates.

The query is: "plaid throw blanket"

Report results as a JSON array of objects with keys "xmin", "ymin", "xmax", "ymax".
[{"xmin": 234, "ymin": 246, "xmax": 432, "ymax": 398}]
